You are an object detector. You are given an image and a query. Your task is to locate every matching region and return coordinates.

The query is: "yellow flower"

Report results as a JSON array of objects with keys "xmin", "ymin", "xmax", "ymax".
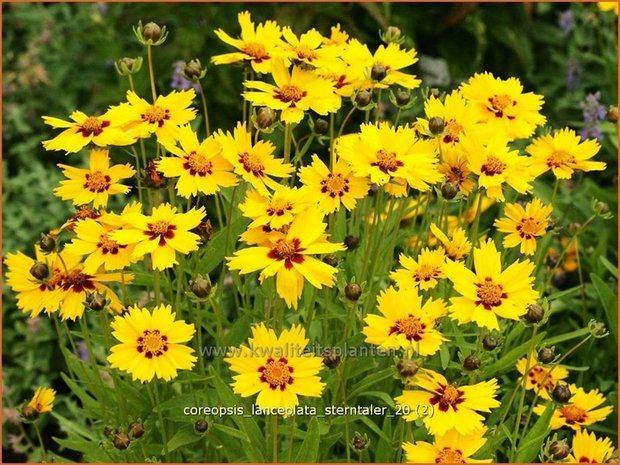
[
  {"xmin": 533, "ymin": 384, "xmax": 613, "ymax": 430},
  {"xmin": 316, "ymin": 58, "xmax": 363, "ymax": 98},
  {"xmin": 429, "ymin": 223, "xmax": 471, "ymax": 261},
  {"xmin": 403, "ymin": 428, "xmax": 491, "ymax": 463},
  {"xmin": 108, "ymin": 304, "xmax": 196, "ymax": 383},
  {"xmin": 227, "ymin": 207, "xmax": 345, "ymax": 309},
  {"xmin": 54, "ymin": 149, "xmax": 135, "ymax": 209},
  {"xmin": 362, "ymin": 286, "xmax": 447, "ymax": 356},
  {"xmin": 118, "ymin": 89, "xmax": 197, "ymax": 151},
  {"xmin": 225, "ymin": 323, "xmax": 324, "ymax": 411},
  {"xmin": 515, "ymin": 355, "xmax": 569, "ymax": 400},
  {"xmin": 156, "ymin": 125, "xmax": 238, "ymax": 198},
  {"xmin": 460, "ymin": 72, "xmax": 546, "ymax": 140},
  {"xmin": 336, "ymin": 122, "xmax": 441, "ymax": 191},
  {"xmin": 243, "ymin": 60, "xmax": 341, "ymax": 124},
  {"xmin": 42, "ymin": 107, "xmax": 135, "ymax": 153},
  {"xmin": 344, "ymin": 39, "xmax": 421, "ymax": 90},
  {"xmin": 395, "ymin": 369, "xmax": 500, "ymax": 435},
  {"xmin": 111, "ymin": 203, "xmax": 205, "ymax": 270},
  {"xmin": 211, "ymin": 11, "xmax": 285, "ymax": 74},
  {"xmin": 26, "ymin": 387, "xmax": 56, "ymax": 415},
  {"xmin": 298, "ymin": 155, "xmax": 369, "ymax": 214},
  {"xmin": 321, "ymin": 24, "xmax": 349, "ymax": 47},
  {"xmin": 527, "ymin": 128, "xmax": 605, "ymax": 179},
  {"xmin": 239, "ymin": 185, "xmax": 308, "ymax": 230},
  {"xmin": 418, "ymin": 90, "xmax": 491, "ymax": 145},
  {"xmin": 4, "ymin": 247, "xmax": 128, "ymax": 320},
  {"xmin": 64, "ymin": 203, "xmax": 142, "ymax": 274},
  {"xmin": 598, "ymin": 2, "xmax": 619, "ymax": 14},
  {"xmin": 444, "ymin": 239, "xmax": 538, "ymax": 330},
  {"xmin": 460, "ymin": 135, "xmax": 533, "ymax": 201},
  {"xmin": 281, "ymin": 27, "xmax": 340, "ymax": 70},
  {"xmin": 568, "ymin": 430, "xmax": 616, "ymax": 463},
  {"xmin": 214, "ymin": 122, "xmax": 293, "ymax": 196},
  {"xmin": 438, "ymin": 144, "xmax": 475, "ymax": 195},
  {"xmin": 390, "ymin": 248, "xmax": 446, "ymax": 291},
  {"xmin": 494, "ymin": 198, "xmax": 553, "ymax": 256}
]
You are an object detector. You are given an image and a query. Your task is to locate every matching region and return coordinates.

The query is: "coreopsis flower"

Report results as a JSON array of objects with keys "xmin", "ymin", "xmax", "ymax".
[
  {"xmin": 42, "ymin": 107, "xmax": 135, "ymax": 153},
  {"xmin": 336, "ymin": 122, "xmax": 441, "ymax": 191},
  {"xmin": 568, "ymin": 430, "xmax": 616, "ymax": 463},
  {"xmin": 429, "ymin": 223, "xmax": 471, "ymax": 261},
  {"xmin": 438, "ymin": 145, "xmax": 475, "ymax": 195},
  {"xmin": 4, "ymin": 247, "xmax": 127, "ymax": 320},
  {"xmin": 111, "ymin": 203, "xmax": 205, "ymax": 270},
  {"xmin": 321, "ymin": 23, "xmax": 349, "ymax": 48},
  {"xmin": 395, "ymin": 369, "xmax": 500, "ymax": 435},
  {"xmin": 118, "ymin": 89, "xmax": 197, "ymax": 151},
  {"xmin": 533, "ymin": 384, "xmax": 613, "ymax": 430},
  {"xmin": 460, "ymin": 135, "xmax": 533, "ymax": 201},
  {"xmin": 281, "ymin": 27, "xmax": 340, "ymax": 70},
  {"xmin": 64, "ymin": 203, "xmax": 142, "ymax": 273},
  {"xmin": 25, "ymin": 387, "xmax": 56, "ymax": 415},
  {"xmin": 390, "ymin": 248, "xmax": 446, "ymax": 291},
  {"xmin": 211, "ymin": 11, "xmax": 285, "ymax": 74},
  {"xmin": 53, "ymin": 149, "xmax": 135, "ymax": 209},
  {"xmin": 298, "ymin": 155, "xmax": 369, "ymax": 214},
  {"xmin": 598, "ymin": 1, "xmax": 619, "ymax": 14},
  {"xmin": 402, "ymin": 428, "xmax": 491, "ymax": 463},
  {"xmin": 227, "ymin": 207, "xmax": 345, "ymax": 309},
  {"xmin": 515, "ymin": 355, "xmax": 569, "ymax": 400},
  {"xmin": 417, "ymin": 91, "xmax": 490, "ymax": 145},
  {"xmin": 344, "ymin": 39, "xmax": 421, "ymax": 90},
  {"xmin": 494, "ymin": 198, "xmax": 553, "ymax": 256},
  {"xmin": 214, "ymin": 122, "xmax": 293, "ymax": 196},
  {"xmin": 459, "ymin": 72, "xmax": 546, "ymax": 140},
  {"xmin": 225, "ymin": 323, "xmax": 324, "ymax": 410},
  {"xmin": 362, "ymin": 286, "xmax": 447, "ymax": 356},
  {"xmin": 240, "ymin": 185, "xmax": 308, "ymax": 230},
  {"xmin": 108, "ymin": 304, "xmax": 196, "ymax": 382},
  {"xmin": 444, "ymin": 239, "xmax": 538, "ymax": 330},
  {"xmin": 526, "ymin": 128, "xmax": 605, "ymax": 179},
  {"xmin": 156, "ymin": 125, "xmax": 238, "ymax": 198},
  {"xmin": 243, "ymin": 61, "xmax": 341, "ymax": 124},
  {"xmin": 316, "ymin": 59, "xmax": 362, "ymax": 98}
]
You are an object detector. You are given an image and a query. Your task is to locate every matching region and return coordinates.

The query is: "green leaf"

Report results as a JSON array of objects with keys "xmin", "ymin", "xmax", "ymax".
[
  {"xmin": 375, "ymin": 416, "xmax": 394, "ymax": 462},
  {"xmin": 200, "ymin": 216, "xmax": 250, "ymax": 274},
  {"xmin": 599, "ymin": 256, "xmax": 618, "ymax": 279},
  {"xmin": 210, "ymin": 423, "xmax": 250, "ymax": 442},
  {"xmin": 294, "ymin": 416, "xmax": 320, "ymax": 462},
  {"xmin": 439, "ymin": 343, "xmax": 450, "ymax": 370},
  {"xmin": 348, "ymin": 368, "xmax": 394, "ymax": 399},
  {"xmin": 515, "ymin": 402, "xmax": 554, "ymax": 462},
  {"xmin": 165, "ymin": 424, "xmax": 202, "ymax": 454},
  {"xmin": 590, "ymin": 273, "xmax": 617, "ymax": 343}
]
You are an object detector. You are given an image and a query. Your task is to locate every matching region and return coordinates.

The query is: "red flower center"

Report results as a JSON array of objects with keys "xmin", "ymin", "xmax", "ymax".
[
  {"xmin": 258, "ymin": 357, "xmax": 294, "ymax": 390},
  {"xmin": 267, "ymin": 238, "xmax": 305, "ymax": 270}
]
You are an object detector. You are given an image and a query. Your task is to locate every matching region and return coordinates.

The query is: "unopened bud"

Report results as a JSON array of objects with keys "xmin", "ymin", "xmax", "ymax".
[
  {"xmin": 183, "ymin": 59, "xmax": 206, "ymax": 80},
  {"xmin": 428, "ymin": 88, "xmax": 440, "ymax": 99},
  {"xmin": 190, "ymin": 277, "xmax": 211, "ymax": 298},
  {"xmin": 382, "ymin": 26, "xmax": 403, "ymax": 44},
  {"xmin": 483, "ymin": 335, "xmax": 498, "ymax": 350},
  {"xmin": 21, "ymin": 405, "xmax": 39, "ymax": 421},
  {"xmin": 128, "ymin": 421, "xmax": 145, "ymax": 439},
  {"xmin": 607, "ymin": 106, "xmax": 618, "ymax": 123},
  {"xmin": 589, "ymin": 319, "xmax": 608, "ymax": 337},
  {"xmin": 344, "ymin": 283, "xmax": 362, "ymax": 301},
  {"xmin": 39, "ymin": 233, "xmax": 56, "ymax": 252},
  {"xmin": 314, "ymin": 118, "xmax": 329, "ymax": 135},
  {"xmin": 103, "ymin": 426, "xmax": 116, "ymax": 438},
  {"xmin": 344, "ymin": 235, "xmax": 359, "ymax": 251},
  {"xmin": 463, "ymin": 354, "xmax": 480, "ymax": 371},
  {"xmin": 194, "ymin": 220, "xmax": 214, "ymax": 243},
  {"xmin": 29, "ymin": 262, "xmax": 49, "ymax": 280},
  {"xmin": 114, "ymin": 57, "xmax": 143, "ymax": 76},
  {"xmin": 549, "ymin": 439, "xmax": 570, "ymax": 460},
  {"xmin": 524, "ymin": 303, "xmax": 544, "ymax": 323},
  {"xmin": 143, "ymin": 22, "xmax": 162, "ymax": 41},
  {"xmin": 322, "ymin": 254, "xmax": 339, "ymax": 268},
  {"xmin": 322, "ymin": 348, "xmax": 341, "ymax": 369},
  {"xmin": 537, "ymin": 347, "xmax": 556, "ymax": 364},
  {"xmin": 355, "ymin": 89, "xmax": 372, "ymax": 107},
  {"xmin": 194, "ymin": 419, "xmax": 209, "ymax": 433},
  {"xmin": 86, "ymin": 292, "xmax": 106, "ymax": 311},
  {"xmin": 351, "ymin": 432, "xmax": 369, "ymax": 452},
  {"xmin": 428, "ymin": 116, "xmax": 445, "ymax": 135},
  {"xmin": 551, "ymin": 383, "xmax": 572, "ymax": 403},
  {"xmin": 441, "ymin": 182, "xmax": 458, "ymax": 200},
  {"xmin": 256, "ymin": 107, "xmax": 276, "ymax": 129},
  {"xmin": 112, "ymin": 432, "xmax": 131, "ymax": 450},
  {"xmin": 395, "ymin": 90, "xmax": 410, "ymax": 106},
  {"xmin": 370, "ymin": 64, "xmax": 387, "ymax": 82},
  {"xmin": 396, "ymin": 359, "xmax": 419, "ymax": 378}
]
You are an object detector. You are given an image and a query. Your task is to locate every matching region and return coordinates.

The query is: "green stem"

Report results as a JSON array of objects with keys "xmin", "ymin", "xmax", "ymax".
[
  {"xmin": 329, "ymin": 113, "xmax": 336, "ymax": 170},
  {"xmin": 152, "ymin": 383, "xmax": 170, "ymax": 461},
  {"xmin": 33, "ymin": 422, "xmax": 47, "ymax": 462},
  {"xmin": 271, "ymin": 415, "xmax": 279, "ymax": 462},
  {"xmin": 470, "ymin": 191, "xmax": 485, "ymax": 248},
  {"xmin": 197, "ymin": 80, "xmax": 211, "ymax": 137},
  {"xmin": 283, "ymin": 124, "xmax": 293, "ymax": 165},
  {"xmin": 147, "ymin": 45, "xmax": 157, "ymax": 102}
]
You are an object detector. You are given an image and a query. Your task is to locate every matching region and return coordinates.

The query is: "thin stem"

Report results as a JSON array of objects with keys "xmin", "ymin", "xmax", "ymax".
[
  {"xmin": 197, "ymin": 80, "xmax": 211, "ymax": 137},
  {"xmin": 283, "ymin": 124, "xmax": 293, "ymax": 165},
  {"xmin": 271, "ymin": 415, "xmax": 279, "ymax": 462},
  {"xmin": 152, "ymin": 383, "xmax": 170, "ymax": 462},
  {"xmin": 33, "ymin": 422, "xmax": 47, "ymax": 462},
  {"xmin": 147, "ymin": 45, "xmax": 157, "ymax": 103},
  {"xmin": 329, "ymin": 113, "xmax": 336, "ymax": 170}
]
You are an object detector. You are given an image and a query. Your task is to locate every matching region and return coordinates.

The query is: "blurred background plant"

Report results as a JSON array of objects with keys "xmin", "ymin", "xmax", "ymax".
[{"xmin": 2, "ymin": 2, "xmax": 617, "ymax": 461}]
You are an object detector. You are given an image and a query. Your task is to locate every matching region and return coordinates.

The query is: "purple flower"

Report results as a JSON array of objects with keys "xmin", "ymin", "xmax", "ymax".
[
  {"xmin": 76, "ymin": 341, "xmax": 89, "ymax": 361},
  {"xmin": 558, "ymin": 10, "xmax": 575, "ymax": 36},
  {"xmin": 170, "ymin": 61, "xmax": 200, "ymax": 93},
  {"xmin": 565, "ymin": 59, "xmax": 582, "ymax": 90},
  {"xmin": 580, "ymin": 91, "xmax": 606, "ymax": 141}
]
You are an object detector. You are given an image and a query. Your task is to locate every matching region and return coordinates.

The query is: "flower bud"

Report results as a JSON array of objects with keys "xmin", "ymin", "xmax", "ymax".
[
  {"xmin": 351, "ymin": 432, "xmax": 370, "ymax": 452},
  {"xmin": 103, "ymin": 426, "xmax": 116, "ymax": 438},
  {"xmin": 256, "ymin": 107, "xmax": 276, "ymax": 129},
  {"xmin": 593, "ymin": 200, "xmax": 610, "ymax": 215},
  {"xmin": 194, "ymin": 220, "xmax": 214, "ymax": 243},
  {"xmin": 428, "ymin": 116, "xmax": 445, "ymax": 135},
  {"xmin": 607, "ymin": 105, "xmax": 618, "ymax": 123},
  {"xmin": 396, "ymin": 359, "xmax": 419, "ymax": 378},
  {"xmin": 482, "ymin": 335, "xmax": 498, "ymax": 350},
  {"xmin": 114, "ymin": 57, "xmax": 143, "ymax": 76},
  {"xmin": 355, "ymin": 89, "xmax": 372, "ymax": 107},
  {"xmin": 143, "ymin": 22, "xmax": 162, "ymax": 41},
  {"xmin": 344, "ymin": 283, "xmax": 362, "ymax": 301},
  {"xmin": 128, "ymin": 421, "xmax": 145, "ymax": 439},
  {"xmin": 39, "ymin": 233, "xmax": 56, "ymax": 252},
  {"xmin": 112, "ymin": 432, "xmax": 131, "ymax": 450},
  {"xmin": 545, "ymin": 252, "xmax": 560, "ymax": 268},
  {"xmin": 551, "ymin": 383, "xmax": 572, "ymax": 403},
  {"xmin": 322, "ymin": 254, "xmax": 339, "ymax": 268},
  {"xmin": 322, "ymin": 348, "xmax": 341, "ymax": 369},
  {"xmin": 463, "ymin": 354, "xmax": 480, "ymax": 371},
  {"xmin": 133, "ymin": 20, "xmax": 168, "ymax": 46},
  {"xmin": 550, "ymin": 439, "xmax": 570, "ymax": 460},
  {"xmin": 344, "ymin": 235, "xmax": 359, "ymax": 251},
  {"xmin": 30, "ymin": 262, "xmax": 50, "ymax": 280},
  {"xmin": 588, "ymin": 319, "xmax": 608, "ymax": 338},
  {"xmin": 567, "ymin": 222, "xmax": 581, "ymax": 236},
  {"xmin": 395, "ymin": 90, "xmax": 411, "ymax": 106},
  {"xmin": 314, "ymin": 118, "xmax": 329, "ymax": 135},
  {"xmin": 183, "ymin": 59, "xmax": 206, "ymax": 80},
  {"xmin": 190, "ymin": 277, "xmax": 211, "ymax": 298},
  {"xmin": 371, "ymin": 63, "xmax": 387, "ymax": 82},
  {"xmin": 194, "ymin": 419, "xmax": 209, "ymax": 433},
  {"xmin": 86, "ymin": 292, "xmax": 106, "ymax": 312},
  {"xmin": 524, "ymin": 303, "xmax": 544, "ymax": 323},
  {"xmin": 382, "ymin": 26, "xmax": 403, "ymax": 44},
  {"xmin": 428, "ymin": 88, "xmax": 440, "ymax": 99},
  {"xmin": 21, "ymin": 405, "xmax": 39, "ymax": 421},
  {"xmin": 441, "ymin": 182, "xmax": 458, "ymax": 200},
  {"xmin": 537, "ymin": 347, "xmax": 555, "ymax": 364}
]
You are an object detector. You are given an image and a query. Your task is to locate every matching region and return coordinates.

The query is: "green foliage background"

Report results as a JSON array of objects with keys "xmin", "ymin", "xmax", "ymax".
[{"xmin": 2, "ymin": 2, "xmax": 617, "ymax": 462}]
